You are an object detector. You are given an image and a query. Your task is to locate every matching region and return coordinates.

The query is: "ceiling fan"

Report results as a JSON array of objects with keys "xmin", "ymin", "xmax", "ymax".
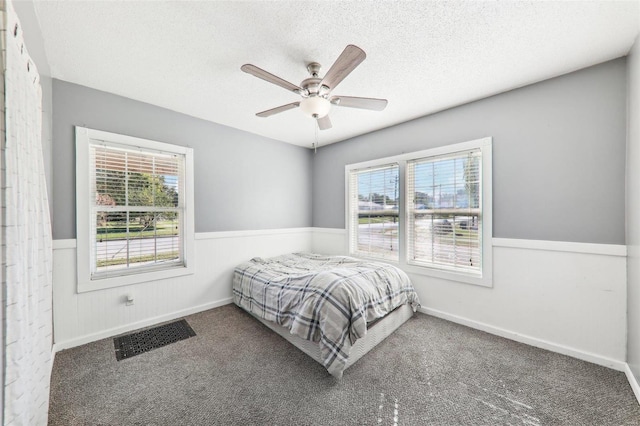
[{"xmin": 241, "ymin": 45, "xmax": 387, "ymax": 130}]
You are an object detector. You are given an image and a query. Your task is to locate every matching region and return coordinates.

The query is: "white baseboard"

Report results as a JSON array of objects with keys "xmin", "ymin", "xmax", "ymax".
[
  {"xmin": 625, "ymin": 364, "xmax": 640, "ymax": 405},
  {"xmin": 418, "ymin": 307, "xmax": 626, "ymax": 372},
  {"xmin": 53, "ymin": 297, "xmax": 234, "ymax": 352},
  {"xmin": 50, "ymin": 346, "xmax": 56, "ymax": 376}
]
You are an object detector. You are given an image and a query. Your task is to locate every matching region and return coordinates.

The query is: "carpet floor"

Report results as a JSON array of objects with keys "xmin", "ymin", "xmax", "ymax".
[{"xmin": 48, "ymin": 304, "xmax": 640, "ymax": 425}]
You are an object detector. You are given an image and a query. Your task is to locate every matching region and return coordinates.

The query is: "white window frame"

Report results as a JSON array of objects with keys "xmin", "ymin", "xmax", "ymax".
[
  {"xmin": 346, "ymin": 162, "xmax": 401, "ymax": 262},
  {"xmin": 76, "ymin": 126, "xmax": 195, "ymax": 292},
  {"xmin": 345, "ymin": 137, "xmax": 492, "ymax": 287}
]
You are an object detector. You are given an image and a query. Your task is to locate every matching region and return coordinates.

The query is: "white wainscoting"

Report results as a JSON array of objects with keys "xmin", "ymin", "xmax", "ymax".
[
  {"xmin": 310, "ymin": 230, "xmax": 628, "ymax": 371},
  {"xmin": 52, "ymin": 228, "xmax": 313, "ymax": 351},
  {"xmin": 53, "ymin": 228, "xmax": 628, "ymax": 373}
]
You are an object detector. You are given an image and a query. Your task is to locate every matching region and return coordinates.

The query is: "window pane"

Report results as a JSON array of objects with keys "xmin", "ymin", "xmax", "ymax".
[
  {"xmin": 408, "ymin": 149, "xmax": 482, "ymax": 273},
  {"xmin": 127, "ymin": 153, "xmax": 181, "ymax": 208},
  {"xmin": 159, "ymin": 173, "xmax": 180, "ymax": 208},
  {"xmin": 92, "ymin": 146, "xmax": 183, "ymax": 209},
  {"xmin": 90, "ymin": 143, "xmax": 186, "ymax": 278},
  {"xmin": 350, "ymin": 165, "xmax": 399, "ymax": 261},
  {"xmin": 94, "ymin": 211, "xmax": 181, "ymax": 274},
  {"xmin": 94, "ymin": 160, "xmax": 125, "ymax": 206},
  {"xmin": 411, "ymin": 213, "xmax": 481, "ymax": 272},
  {"xmin": 94, "ymin": 211, "xmax": 128, "ymax": 271}
]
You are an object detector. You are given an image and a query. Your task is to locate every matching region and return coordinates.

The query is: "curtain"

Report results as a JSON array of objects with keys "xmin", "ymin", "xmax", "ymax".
[{"xmin": 1, "ymin": 0, "xmax": 53, "ymax": 424}]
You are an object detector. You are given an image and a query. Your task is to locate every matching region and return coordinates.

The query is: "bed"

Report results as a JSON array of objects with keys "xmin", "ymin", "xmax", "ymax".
[{"xmin": 232, "ymin": 252, "xmax": 420, "ymax": 378}]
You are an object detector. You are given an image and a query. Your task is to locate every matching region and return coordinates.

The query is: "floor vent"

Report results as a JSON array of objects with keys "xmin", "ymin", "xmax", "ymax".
[{"xmin": 114, "ymin": 319, "xmax": 196, "ymax": 361}]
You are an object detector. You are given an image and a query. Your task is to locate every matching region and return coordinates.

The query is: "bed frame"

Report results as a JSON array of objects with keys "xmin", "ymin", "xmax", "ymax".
[{"xmin": 250, "ymin": 303, "xmax": 415, "ymax": 378}]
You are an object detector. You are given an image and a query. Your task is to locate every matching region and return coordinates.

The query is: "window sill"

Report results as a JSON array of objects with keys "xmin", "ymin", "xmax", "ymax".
[
  {"xmin": 402, "ymin": 263, "xmax": 492, "ymax": 288},
  {"xmin": 349, "ymin": 253, "xmax": 492, "ymax": 288},
  {"xmin": 77, "ymin": 264, "xmax": 195, "ymax": 293}
]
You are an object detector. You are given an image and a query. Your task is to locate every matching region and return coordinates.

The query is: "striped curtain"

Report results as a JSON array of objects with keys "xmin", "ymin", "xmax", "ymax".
[{"xmin": 1, "ymin": 1, "xmax": 53, "ymax": 425}]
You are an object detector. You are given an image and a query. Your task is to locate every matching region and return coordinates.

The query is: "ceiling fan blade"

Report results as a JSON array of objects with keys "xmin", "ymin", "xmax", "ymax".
[
  {"xmin": 241, "ymin": 64, "xmax": 302, "ymax": 94},
  {"xmin": 330, "ymin": 96, "xmax": 388, "ymax": 111},
  {"xmin": 256, "ymin": 102, "xmax": 300, "ymax": 117},
  {"xmin": 320, "ymin": 45, "xmax": 366, "ymax": 91},
  {"xmin": 317, "ymin": 115, "xmax": 332, "ymax": 130}
]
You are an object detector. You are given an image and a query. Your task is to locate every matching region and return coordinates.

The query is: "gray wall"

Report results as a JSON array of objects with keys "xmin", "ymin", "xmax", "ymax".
[
  {"xmin": 626, "ymin": 36, "xmax": 640, "ymax": 387},
  {"xmin": 313, "ymin": 58, "xmax": 628, "ymax": 245},
  {"xmin": 52, "ymin": 80, "xmax": 313, "ymax": 239}
]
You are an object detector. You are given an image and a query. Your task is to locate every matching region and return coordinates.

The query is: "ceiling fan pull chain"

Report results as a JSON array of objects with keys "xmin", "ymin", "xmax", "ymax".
[{"xmin": 314, "ymin": 118, "xmax": 319, "ymax": 153}]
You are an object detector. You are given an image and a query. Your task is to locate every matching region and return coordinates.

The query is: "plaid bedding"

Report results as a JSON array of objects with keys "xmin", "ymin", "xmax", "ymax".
[{"xmin": 232, "ymin": 252, "xmax": 420, "ymax": 377}]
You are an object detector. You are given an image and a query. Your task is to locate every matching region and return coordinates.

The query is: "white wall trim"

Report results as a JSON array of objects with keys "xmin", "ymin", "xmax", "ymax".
[
  {"xmin": 492, "ymin": 238, "xmax": 626, "ymax": 257},
  {"xmin": 195, "ymin": 227, "xmax": 313, "ymax": 240},
  {"xmin": 61, "ymin": 232, "xmax": 624, "ymax": 256},
  {"xmin": 52, "ymin": 239, "xmax": 76, "ymax": 249},
  {"xmin": 311, "ymin": 227, "xmax": 347, "ymax": 235},
  {"xmin": 419, "ymin": 306, "xmax": 626, "ymax": 371},
  {"xmin": 52, "ymin": 227, "xmax": 316, "ymax": 246},
  {"xmin": 311, "ymin": 229, "xmax": 627, "ymax": 257},
  {"xmin": 53, "ymin": 297, "xmax": 233, "ymax": 352},
  {"xmin": 625, "ymin": 364, "xmax": 640, "ymax": 406}
]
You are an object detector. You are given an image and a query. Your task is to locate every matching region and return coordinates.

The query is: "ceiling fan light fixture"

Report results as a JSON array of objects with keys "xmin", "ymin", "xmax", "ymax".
[{"xmin": 299, "ymin": 96, "xmax": 331, "ymax": 118}]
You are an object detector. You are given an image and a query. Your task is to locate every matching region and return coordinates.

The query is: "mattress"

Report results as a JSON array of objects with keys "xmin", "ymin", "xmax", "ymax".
[
  {"xmin": 233, "ymin": 252, "xmax": 420, "ymax": 377},
  {"xmin": 251, "ymin": 303, "xmax": 415, "ymax": 377}
]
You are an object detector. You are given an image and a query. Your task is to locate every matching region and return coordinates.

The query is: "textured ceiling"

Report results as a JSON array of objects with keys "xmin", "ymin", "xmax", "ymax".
[{"xmin": 33, "ymin": 1, "xmax": 639, "ymax": 148}]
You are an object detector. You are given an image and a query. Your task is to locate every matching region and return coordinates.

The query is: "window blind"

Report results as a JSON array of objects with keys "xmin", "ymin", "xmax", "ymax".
[
  {"xmin": 348, "ymin": 163, "xmax": 399, "ymax": 261},
  {"xmin": 407, "ymin": 149, "xmax": 482, "ymax": 273},
  {"xmin": 89, "ymin": 142, "xmax": 186, "ymax": 278}
]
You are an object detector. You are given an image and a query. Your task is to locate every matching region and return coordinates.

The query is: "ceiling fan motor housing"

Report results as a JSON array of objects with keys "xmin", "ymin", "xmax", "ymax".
[
  {"xmin": 300, "ymin": 77, "xmax": 323, "ymax": 97},
  {"xmin": 300, "ymin": 69, "xmax": 331, "ymax": 118}
]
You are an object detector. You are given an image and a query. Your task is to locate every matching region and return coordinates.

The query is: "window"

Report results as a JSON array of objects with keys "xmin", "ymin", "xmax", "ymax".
[
  {"xmin": 407, "ymin": 149, "xmax": 482, "ymax": 274},
  {"xmin": 347, "ymin": 164, "xmax": 399, "ymax": 261},
  {"xmin": 346, "ymin": 138, "xmax": 492, "ymax": 287},
  {"xmin": 76, "ymin": 127, "xmax": 194, "ymax": 292}
]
